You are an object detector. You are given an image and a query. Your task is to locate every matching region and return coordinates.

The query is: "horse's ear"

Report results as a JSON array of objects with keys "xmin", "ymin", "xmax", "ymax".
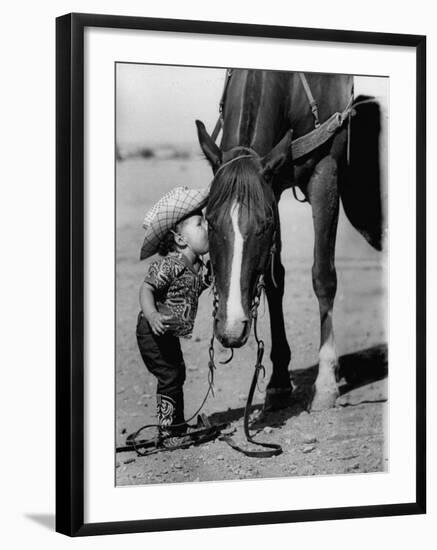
[
  {"xmin": 261, "ymin": 130, "xmax": 293, "ymax": 179},
  {"xmin": 195, "ymin": 120, "xmax": 222, "ymax": 172}
]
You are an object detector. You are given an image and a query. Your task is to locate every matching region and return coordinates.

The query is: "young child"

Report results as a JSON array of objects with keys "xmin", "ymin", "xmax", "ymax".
[{"xmin": 136, "ymin": 186, "xmax": 210, "ymax": 448}]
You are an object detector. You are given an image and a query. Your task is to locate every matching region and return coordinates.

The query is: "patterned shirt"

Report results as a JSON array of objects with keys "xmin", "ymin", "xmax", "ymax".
[{"xmin": 143, "ymin": 252, "xmax": 210, "ymax": 338}]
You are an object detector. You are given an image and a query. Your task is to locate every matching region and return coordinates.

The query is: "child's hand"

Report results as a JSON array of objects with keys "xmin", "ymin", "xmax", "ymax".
[{"xmin": 147, "ymin": 311, "xmax": 171, "ymax": 336}]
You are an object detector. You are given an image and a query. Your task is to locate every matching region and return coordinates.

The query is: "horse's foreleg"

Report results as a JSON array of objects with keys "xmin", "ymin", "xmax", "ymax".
[
  {"xmin": 264, "ymin": 235, "xmax": 292, "ymax": 411},
  {"xmin": 307, "ymin": 155, "xmax": 340, "ymax": 411}
]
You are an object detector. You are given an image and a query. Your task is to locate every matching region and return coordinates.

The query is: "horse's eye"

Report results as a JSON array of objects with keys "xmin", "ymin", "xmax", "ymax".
[
  {"xmin": 256, "ymin": 218, "xmax": 273, "ymax": 236},
  {"xmin": 256, "ymin": 227, "xmax": 267, "ymax": 236}
]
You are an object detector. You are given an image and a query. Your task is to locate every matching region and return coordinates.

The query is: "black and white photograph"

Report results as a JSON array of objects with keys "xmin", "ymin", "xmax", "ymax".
[
  {"xmin": 115, "ymin": 64, "xmax": 389, "ymax": 486},
  {"xmin": 1, "ymin": 0, "xmax": 432, "ymax": 545}
]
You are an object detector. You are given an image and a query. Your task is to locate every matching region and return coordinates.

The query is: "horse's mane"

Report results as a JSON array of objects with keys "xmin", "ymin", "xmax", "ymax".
[{"xmin": 206, "ymin": 156, "xmax": 273, "ymax": 222}]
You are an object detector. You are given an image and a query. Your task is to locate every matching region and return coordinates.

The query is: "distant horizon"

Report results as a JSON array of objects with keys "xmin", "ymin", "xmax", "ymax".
[
  {"xmin": 116, "ymin": 138, "xmax": 203, "ymax": 148},
  {"xmin": 116, "ymin": 64, "xmax": 388, "ymax": 148}
]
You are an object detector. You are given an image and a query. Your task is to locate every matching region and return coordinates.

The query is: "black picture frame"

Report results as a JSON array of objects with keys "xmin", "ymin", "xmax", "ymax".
[{"xmin": 56, "ymin": 12, "xmax": 426, "ymax": 537}]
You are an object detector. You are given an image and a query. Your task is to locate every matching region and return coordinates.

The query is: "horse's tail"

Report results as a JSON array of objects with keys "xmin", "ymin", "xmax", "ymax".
[{"xmin": 339, "ymin": 95, "xmax": 387, "ymax": 251}]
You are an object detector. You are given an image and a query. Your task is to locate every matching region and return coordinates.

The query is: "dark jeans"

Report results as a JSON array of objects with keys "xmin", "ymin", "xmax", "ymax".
[{"xmin": 136, "ymin": 312, "xmax": 186, "ymax": 422}]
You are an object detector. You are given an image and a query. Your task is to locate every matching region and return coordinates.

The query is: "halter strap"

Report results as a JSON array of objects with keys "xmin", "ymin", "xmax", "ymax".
[
  {"xmin": 225, "ymin": 145, "xmax": 260, "ymax": 157},
  {"xmin": 214, "ymin": 154, "xmax": 254, "ymax": 176},
  {"xmin": 214, "ymin": 146, "xmax": 261, "ymax": 177}
]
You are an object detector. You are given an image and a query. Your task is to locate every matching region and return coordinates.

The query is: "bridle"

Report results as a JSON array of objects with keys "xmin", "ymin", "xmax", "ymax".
[
  {"xmin": 213, "ymin": 145, "xmax": 280, "ymax": 287},
  {"xmin": 213, "ymin": 145, "xmax": 260, "ymax": 177}
]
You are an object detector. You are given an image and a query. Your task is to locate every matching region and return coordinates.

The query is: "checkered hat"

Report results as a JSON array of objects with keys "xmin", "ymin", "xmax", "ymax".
[{"xmin": 140, "ymin": 186, "xmax": 208, "ymax": 260}]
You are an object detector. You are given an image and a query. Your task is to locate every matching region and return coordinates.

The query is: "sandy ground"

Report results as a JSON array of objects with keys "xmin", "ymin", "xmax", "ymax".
[{"xmin": 115, "ymin": 154, "xmax": 388, "ymax": 486}]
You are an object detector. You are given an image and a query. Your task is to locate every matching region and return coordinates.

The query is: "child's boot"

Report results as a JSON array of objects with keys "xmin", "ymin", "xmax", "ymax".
[{"xmin": 156, "ymin": 394, "xmax": 190, "ymax": 449}]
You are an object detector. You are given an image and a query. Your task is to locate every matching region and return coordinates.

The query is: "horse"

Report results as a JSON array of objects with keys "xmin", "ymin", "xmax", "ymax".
[{"xmin": 195, "ymin": 69, "xmax": 383, "ymax": 412}]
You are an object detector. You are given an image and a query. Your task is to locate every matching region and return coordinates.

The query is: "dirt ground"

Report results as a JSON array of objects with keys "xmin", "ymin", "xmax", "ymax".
[{"xmin": 115, "ymin": 154, "xmax": 388, "ymax": 486}]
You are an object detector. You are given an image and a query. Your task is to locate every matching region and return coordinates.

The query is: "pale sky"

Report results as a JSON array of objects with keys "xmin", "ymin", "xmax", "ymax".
[
  {"xmin": 116, "ymin": 64, "xmax": 224, "ymax": 146},
  {"xmin": 116, "ymin": 63, "xmax": 387, "ymax": 147}
]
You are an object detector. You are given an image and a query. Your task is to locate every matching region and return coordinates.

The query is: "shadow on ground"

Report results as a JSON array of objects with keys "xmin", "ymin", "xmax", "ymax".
[
  {"xmin": 25, "ymin": 514, "xmax": 55, "ymax": 531},
  {"xmin": 208, "ymin": 343, "xmax": 388, "ymax": 431}
]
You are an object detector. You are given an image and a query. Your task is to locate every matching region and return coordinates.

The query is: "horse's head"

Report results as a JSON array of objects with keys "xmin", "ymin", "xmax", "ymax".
[{"xmin": 196, "ymin": 120, "xmax": 292, "ymax": 348}]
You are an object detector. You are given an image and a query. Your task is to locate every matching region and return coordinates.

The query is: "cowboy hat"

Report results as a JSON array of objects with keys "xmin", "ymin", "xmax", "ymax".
[{"xmin": 140, "ymin": 186, "xmax": 208, "ymax": 260}]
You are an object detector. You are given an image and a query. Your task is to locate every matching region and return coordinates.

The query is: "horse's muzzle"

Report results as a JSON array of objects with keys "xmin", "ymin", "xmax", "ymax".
[{"xmin": 214, "ymin": 317, "xmax": 251, "ymax": 348}]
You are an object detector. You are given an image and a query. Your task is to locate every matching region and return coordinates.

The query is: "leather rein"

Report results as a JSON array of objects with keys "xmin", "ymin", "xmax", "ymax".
[{"xmin": 208, "ymin": 273, "xmax": 282, "ymax": 458}]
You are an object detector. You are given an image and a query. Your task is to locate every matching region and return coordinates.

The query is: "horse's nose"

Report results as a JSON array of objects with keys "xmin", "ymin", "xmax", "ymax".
[{"xmin": 215, "ymin": 317, "xmax": 250, "ymax": 348}]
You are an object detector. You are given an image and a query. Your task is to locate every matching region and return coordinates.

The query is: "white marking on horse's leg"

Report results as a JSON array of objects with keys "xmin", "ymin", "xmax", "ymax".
[
  {"xmin": 225, "ymin": 201, "xmax": 246, "ymax": 334},
  {"xmin": 307, "ymin": 155, "xmax": 340, "ymax": 411},
  {"xmin": 311, "ymin": 311, "xmax": 339, "ymax": 411}
]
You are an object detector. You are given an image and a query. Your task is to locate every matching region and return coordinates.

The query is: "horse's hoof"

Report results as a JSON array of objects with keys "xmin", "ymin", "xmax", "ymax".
[
  {"xmin": 310, "ymin": 389, "xmax": 339, "ymax": 411},
  {"xmin": 263, "ymin": 388, "xmax": 292, "ymax": 412}
]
